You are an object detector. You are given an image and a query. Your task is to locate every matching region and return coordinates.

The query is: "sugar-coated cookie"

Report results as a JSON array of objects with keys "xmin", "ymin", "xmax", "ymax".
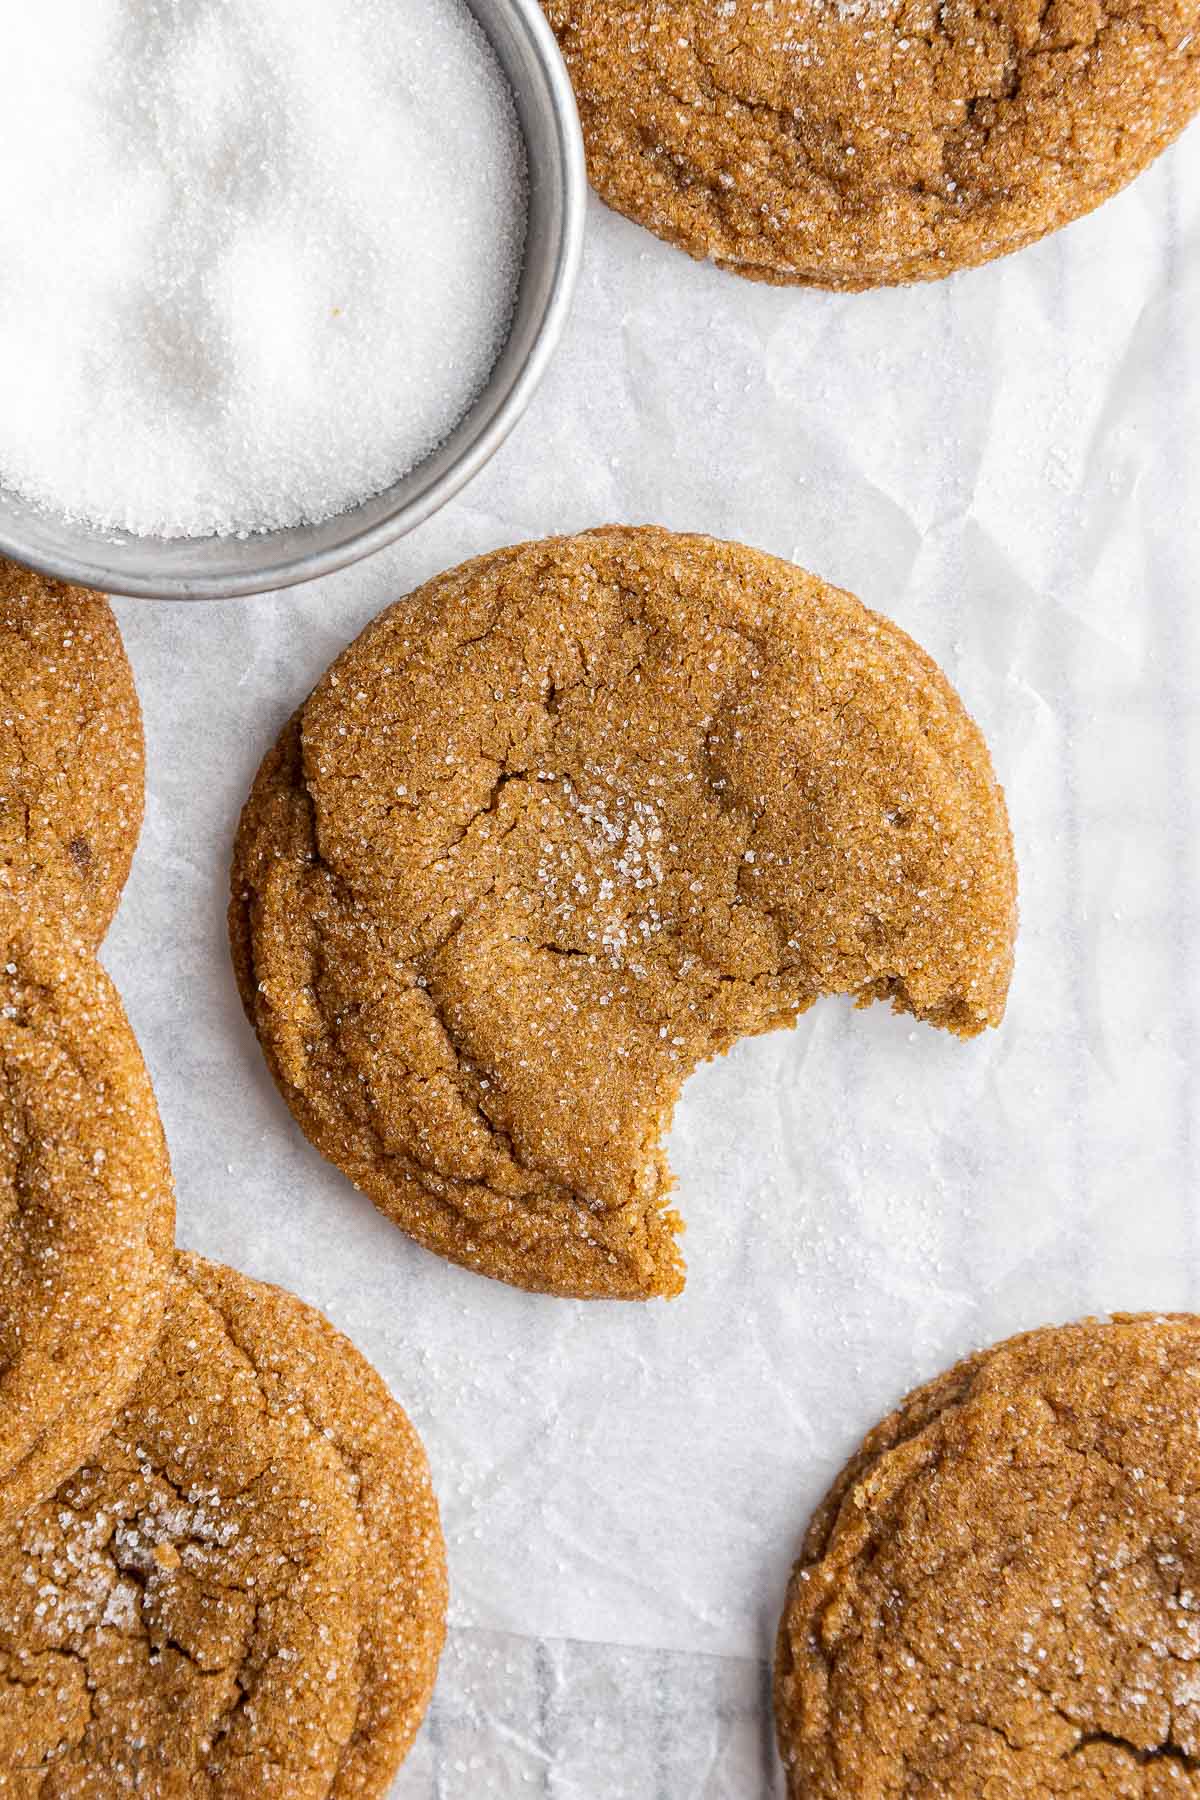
[
  {"xmin": 542, "ymin": 0, "xmax": 1200, "ymax": 287},
  {"xmin": 775, "ymin": 1314, "xmax": 1200, "ymax": 1795},
  {"xmin": 232, "ymin": 527, "xmax": 1016, "ymax": 1299},
  {"xmin": 0, "ymin": 907, "xmax": 173, "ymax": 1529},
  {"xmin": 0, "ymin": 559, "xmax": 143, "ymax": 945},
  {"xmin": 178, "ymin": 1253, "xmax": 447, "ymax": 1799},
  {"xmin": 0, "ymin": 1264, "xmax": 362, "ymax": 1795}
]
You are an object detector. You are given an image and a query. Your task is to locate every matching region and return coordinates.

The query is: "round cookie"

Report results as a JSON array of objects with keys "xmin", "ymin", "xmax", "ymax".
[
  {"xmin": 0, "ymin": 906, "xmax": 174, "ymax": 1528},
  {"xmin": 178, "ymin": 1252, "xmax": 447, "ymax": 1798},
  {"xmin": 231, "ymin": 525, "xmax": 1016, "ymax": 1300},
  {"xmin": 0, "ymin": 1264, "xmax": 365, "ymax": 1796},
  {"xmin": 0, "ymin": 556, "xmax": 144, "ymax": 946},
  {"xmin": 541, "ymin": 0, "xmax": 1200, "ymax": 288},
  {"xmin": 775, "ymin": 1314, "xmax": 1200, "ymax": 1797}
]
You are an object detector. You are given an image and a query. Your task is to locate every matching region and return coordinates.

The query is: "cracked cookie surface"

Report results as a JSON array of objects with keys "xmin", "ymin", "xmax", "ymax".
[
  {"xmin": 775, "ymin": 1314, "xmax": 1200, "ymax": 1796},
  {"xmin": 0, "ymin": 1261, "xmax": 364, "ymax": 1796},
  {"xmin": 231, "ymin": 526, "xmax": 1016, "ymax": 1300},
  {"xmin": 178, "ymin": 1253, "xmax": 447, "ymax": 1799},
  {"xmin": 541, "ymin": 0, "xmax": 1200, "ymax": 286},
  {"xmin": 0, "ymin": 560, "xmax": 144, "ymax": 946},
  {"xmin": 0, "ymin": 908, "xmax": 174, "ymax": 1530}
]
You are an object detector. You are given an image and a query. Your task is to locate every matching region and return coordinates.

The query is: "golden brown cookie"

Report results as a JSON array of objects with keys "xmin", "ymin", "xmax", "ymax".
[
  {"xmin": 775, "ymin": 1314, "xmax": 1200, "ymax": 1797},
  {"xmin": 231, "ymin": 526, "xmax": 1016, "ymax": 1300},
  {"xmin": 0, "ymin": 906, "xmax": 174, "ymax": 1530},
  {"xmin": 0, "ymin": 557, "xmax": 144, "ymax": 946},
  {"xmin": 0, "ymin": 1254, "xmax": 446, "ymax": 1795},
  {"xmin": 542, "ymin": 0, "xmax": 1200, "ymax": 288},
  {"xmin": 0, "ymin": 1263, "xmax": 365, "ymax": 1796},
  {"xmin": 178, "ymin": 1253, "xmax": 447, "ymax": 1799}
]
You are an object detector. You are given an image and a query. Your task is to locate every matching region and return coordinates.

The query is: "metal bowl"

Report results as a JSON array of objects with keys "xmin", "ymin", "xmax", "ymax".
[{"xmin": 0, "ymin": 0, "xmax": 585, "ymax": 602}]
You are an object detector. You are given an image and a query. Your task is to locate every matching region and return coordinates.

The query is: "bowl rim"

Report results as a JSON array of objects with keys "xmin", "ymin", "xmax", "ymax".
[{"xmin": 0, "ymin": 0, "xmax": 586, "ymax": 603}]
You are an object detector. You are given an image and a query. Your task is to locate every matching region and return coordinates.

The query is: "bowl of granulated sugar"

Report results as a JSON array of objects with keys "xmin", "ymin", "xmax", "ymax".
[{"xmin": 0, "ymin": 0, "xmax": 584, "ymax": 600}]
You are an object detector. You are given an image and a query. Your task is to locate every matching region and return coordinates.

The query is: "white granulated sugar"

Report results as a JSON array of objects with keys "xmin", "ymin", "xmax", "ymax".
[{"xmin": 0, "ymin": 0, "xmax": 526, "ymax": 537}]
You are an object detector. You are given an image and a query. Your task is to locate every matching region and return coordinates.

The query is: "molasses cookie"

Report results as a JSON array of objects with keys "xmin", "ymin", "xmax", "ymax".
[
  {"xmin": 775, "ymin": 1314, "xmax": 1200, "ymax": 1796},
  {"xmin": 178, "ymin": 1253, "xmax": 447, "ymax": 1798},
  {"xmin": 0, "ymin": 1263, "xmax": 364, "ymax": 1795},
  {"xmin": 231, "ymin": 526, "xmax": 1016, "ymax": 1300},
  {"xmin": 0, "ymin": 907, "xmax": 174, "ymax": 1528},
  {"xmin": 542, "ymin": 0, "xmax": 1200, "ymax": 287},
  {"xmin": 0, "ymin": 557, "xmax": 144, "ymax": 945}
]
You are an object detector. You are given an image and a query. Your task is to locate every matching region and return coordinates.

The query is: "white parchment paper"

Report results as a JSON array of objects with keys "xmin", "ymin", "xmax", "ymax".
[{"xmin": 102, "ymin": 127, "xmax": 1200, "ymax": 1795}]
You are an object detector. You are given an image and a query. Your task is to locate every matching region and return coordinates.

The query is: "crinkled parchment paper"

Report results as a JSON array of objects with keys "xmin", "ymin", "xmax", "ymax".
[{"xmin": 104, "ymin": 126, "xmax": 1200, "ymax": 1795}]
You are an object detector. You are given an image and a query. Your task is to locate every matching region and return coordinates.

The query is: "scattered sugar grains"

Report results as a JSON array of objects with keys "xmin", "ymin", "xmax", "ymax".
[{"xmin": 0, "ymin": 0, "xmax": 527, "ymax": 538}]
